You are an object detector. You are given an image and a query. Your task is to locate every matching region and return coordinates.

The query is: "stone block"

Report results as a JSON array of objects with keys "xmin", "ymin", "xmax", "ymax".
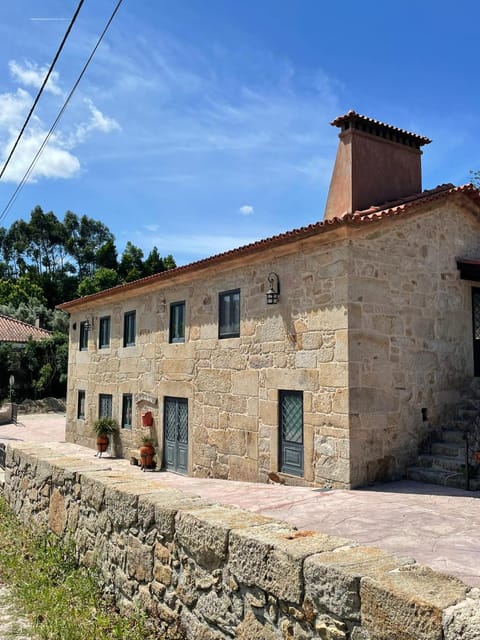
[
  {"xmin": 161, "ymin": 358, "xmax": 195, "ymax": 375},
  {"xmin": 295, "ymin": 350, "xmax": 317, "ymax": 368},
  {"xmin": 138, "ymin": 491, "xmax": 211, "ymax": 540},
  {"xmin": 443, "ymin": 588, "xmax": 480, "ymax": 640},
  {"xmin": 196, "ymin": 369, "xmax": 231, "ymax": 392},
  {"xmin": 361, "ymin": 565, "xmax": 467, "ymax": 640},
  {"xmin": 175, "ymin": 505, "xmax": 272, "ymax": 570},
  {"xmin": 266, "ymin": 368, "xmax": 319, "ymax": 391},
  {"xmin": 304, "ymin": 546, "xmax": 404, "ymax": 622},
  {"xmin": 126, "ymin": 535, "xmax": 153, "ymax": 582},
  {"xmin": 228, "ymin": 455, "xmax": 258, "ymax": 481},
  {"xmin": 229, "ymin": 525, "xmax": 351, "ymax": 603},
  {"xmin": 224, "ymin": 430, "xmax": 246, "ymax": 456},
  {"xmin": 235, "ymin": 609, "xmax": 277, "ymax": 640},
  {"xmin": 349, "ymin": 387, "xmax": 398, "ymax": 414},
  {"xmin": 231, "ymin": 370, "xmax": 259, "ymax": 396},
  {"xmin": 349, "ymin": 331, "xmax": 390, "ymax": 363},
  {"xmin": 48, "ymin": 487, "xmax": 67, "ymax": 536}
]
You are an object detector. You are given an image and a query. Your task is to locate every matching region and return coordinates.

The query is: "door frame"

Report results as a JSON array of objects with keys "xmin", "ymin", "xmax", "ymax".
[
  {"xmin": 472, "ymin": 287, "xmax": 480, "ymax": 377},
  {"xmin": 278, "ymin": 389, "xmax": 304, "ymax": 477},
  {"xmin": 163, "ymin": 396, "xmax": 189, "ymax": 474}
]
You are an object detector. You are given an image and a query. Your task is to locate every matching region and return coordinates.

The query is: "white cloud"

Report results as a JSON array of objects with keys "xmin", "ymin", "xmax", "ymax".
[
  {"xmin": 70, "ymin": 99, "xmax": 121, "ymax": 144},
  {"xmin": 0, "ymin": 129, "xmax": 80, "ymax": 182},
  {"xmin": 0, "ymin": 63, "xmax": 120, "ymax": 183},
  {"xmin": 0, "ymin": 88, "xmax": 32, "ymax": 130},
  {"xmin": 9, "ymin": 59, "xmax": 62, "ymax": 95},
  {"xmin": 239, "ymin": 204, "xmax": 254, "ymax": 215}
]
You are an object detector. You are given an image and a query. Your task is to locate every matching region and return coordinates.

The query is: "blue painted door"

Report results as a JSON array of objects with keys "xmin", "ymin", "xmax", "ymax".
[
  {"xmin": 164, "ymin": 397, "xmax": 188, "ymax": 474},
  {"xmin": 279, "ymin": 391, "xmax": 304, "ymax": 476}
]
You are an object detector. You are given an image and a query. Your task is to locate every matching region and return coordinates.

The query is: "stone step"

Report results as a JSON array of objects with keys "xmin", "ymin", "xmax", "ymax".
[
  {"xmin": 431, "ymin": 441, "xmax": 465, "ymax": 458},
  {"xmin": 456, "ymin": 408, "xmax": 479, "ymax": 422},
  {"xmin": 462, "ymin": 398, "xmax": 480, "ymax": 410},
  {"xmin": 417, "ymin": 454, "xmax": 465, "ymax": 473},
  {"xmin": 442, "ymin": 430, "xmax": 466, "ymax": 444},
  {"xmin": 406, "ymin": 466, "xmax": 466, "ymax": 489}
]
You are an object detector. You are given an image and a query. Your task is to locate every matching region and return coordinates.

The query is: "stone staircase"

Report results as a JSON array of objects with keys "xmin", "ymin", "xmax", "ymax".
[{"xmin": 407, "ymin": 394, "xmax": 480, "ymax": 491}]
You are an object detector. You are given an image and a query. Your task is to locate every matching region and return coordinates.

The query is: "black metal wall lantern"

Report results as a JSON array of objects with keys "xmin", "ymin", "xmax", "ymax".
[
  {"xmin": 84, "ymin": 316, "xmax": 94, "ymax": 332},
  {"xmin": 266, "ymin": 272, "xmax": 280, "ymax": 304}
]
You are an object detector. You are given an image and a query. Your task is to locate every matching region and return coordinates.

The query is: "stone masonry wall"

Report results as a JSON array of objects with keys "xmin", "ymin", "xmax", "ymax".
[
  {"xmin": 4, "ymin": 442, "xmax": 479, "ymax": 640},
  {"xmin": 347, "ymin": 202, "xmax": 480, "ymax": 486},
  {"xmin": 65, "ymin": 230, "xmax": 352, "ymax": 488}
]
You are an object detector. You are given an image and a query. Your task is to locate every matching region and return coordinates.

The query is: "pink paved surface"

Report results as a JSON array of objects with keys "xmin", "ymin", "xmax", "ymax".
[{"xmin": 1, "ymin": 413, "xmax": 479, "ymax": 588}]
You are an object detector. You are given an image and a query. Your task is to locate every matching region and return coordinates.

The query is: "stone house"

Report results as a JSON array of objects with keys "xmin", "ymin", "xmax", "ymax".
[{"xmin": 58, "ymin": 111, "xmax": 480, "ymax": 489}]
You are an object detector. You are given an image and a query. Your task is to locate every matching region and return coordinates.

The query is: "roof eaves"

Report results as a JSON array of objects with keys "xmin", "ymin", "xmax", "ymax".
[{"xmin": 57, "ymin": 183, "xmax": 480, "ymax": 311}]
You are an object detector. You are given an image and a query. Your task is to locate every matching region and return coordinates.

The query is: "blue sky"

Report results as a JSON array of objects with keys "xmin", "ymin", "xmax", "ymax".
[{"xmin": 0, "ymin": 0, "xmax": 478, "ymax": 266}]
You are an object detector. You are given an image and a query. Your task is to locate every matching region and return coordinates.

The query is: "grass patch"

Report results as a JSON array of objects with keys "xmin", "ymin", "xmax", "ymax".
[{"xmin": 0, "ymin": 495, "xmax": 183, "ymax": 639}]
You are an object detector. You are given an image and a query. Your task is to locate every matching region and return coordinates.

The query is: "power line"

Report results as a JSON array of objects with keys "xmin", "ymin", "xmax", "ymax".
[
  {"xmin": 0, "ymin": 0, "xmax": 124, "ymax": 225},
  {"xmin": 0, "ymin": 0, "xmax": 85, "ymax": 181}
]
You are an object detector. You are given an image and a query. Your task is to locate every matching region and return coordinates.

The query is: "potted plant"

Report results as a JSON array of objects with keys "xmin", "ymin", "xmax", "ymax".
[
  {"xmin": 92, "ymin": 416, "xmax": 118, "ymax": 457},
  {"xmin": 139, "ymin": 435, "xmax": 156, "ymax": 470}
]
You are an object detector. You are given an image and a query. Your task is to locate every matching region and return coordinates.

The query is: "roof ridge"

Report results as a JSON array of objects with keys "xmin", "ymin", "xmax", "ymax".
[{"xmin": 57, "ymin": 183, "xmax": 480, "ymax": 310}]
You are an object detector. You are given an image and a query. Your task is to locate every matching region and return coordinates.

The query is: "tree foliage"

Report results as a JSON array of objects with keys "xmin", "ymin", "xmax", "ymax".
[{"xmin": 0, "ymin": 204, "xmax": 177, "ymax": 400}]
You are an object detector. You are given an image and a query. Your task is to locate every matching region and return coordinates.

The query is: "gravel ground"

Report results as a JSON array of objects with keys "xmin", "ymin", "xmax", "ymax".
[{"xmin": 0, "ymin": 583, "xmax": 36, "ymax": 639}]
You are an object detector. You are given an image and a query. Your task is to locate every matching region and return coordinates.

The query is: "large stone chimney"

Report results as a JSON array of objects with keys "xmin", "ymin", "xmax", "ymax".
[{"xmin": 324, "ymin": 111, "xmax": 431, "ymax": 220}]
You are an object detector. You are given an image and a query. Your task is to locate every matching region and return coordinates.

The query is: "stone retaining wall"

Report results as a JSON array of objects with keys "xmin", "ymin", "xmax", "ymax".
[{"xmin": 3, "ymin": 442, "xmax": 479, "ymax": 640}]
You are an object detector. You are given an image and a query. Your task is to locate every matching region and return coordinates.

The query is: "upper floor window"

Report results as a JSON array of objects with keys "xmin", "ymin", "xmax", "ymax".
[
  {"xmin": 79, "ymin": 321, "xmax": 88, "ymax": 351},
  {"xmin": 99, "ymin": 316, "xmax": 111, "ymax": 349},
  {"xmin": 122, "ymin": 394, "xmax": 133, "ymax": 429},
  {"xmin": 219, "ymin": 289, "xmax": 240, "ymax": 338},
  {"xmin": 123, "ymin": 311, "xmax": 136, "ymax": 347},
  {"xmin": 169, "ymin": 301, "xmax": 185, "ymax": 343},
  {"xmin": 77, "ymin": 390, "xmax": 85, "ymax": 420},
  {"xmin": 98, "ymin": 393, "xmax": 112, "ymax": 418}
]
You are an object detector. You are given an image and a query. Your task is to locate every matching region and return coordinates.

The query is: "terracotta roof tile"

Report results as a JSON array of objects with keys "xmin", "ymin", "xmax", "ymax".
[
  {"xmin": 57, "ymin": 183, "xmax": 480, "ymax": 310},
  {"xmin": 330, "ymin": 110, "xmax": 431, "ymax": 146},
  {"xmin": 0, "ymin": 314, "xmax": 52, "ymax": 343}
]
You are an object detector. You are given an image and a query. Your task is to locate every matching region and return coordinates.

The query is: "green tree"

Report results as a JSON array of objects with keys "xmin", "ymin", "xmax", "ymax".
[
  {"xmin": 143, "ymin": 246, "xmax": 165, "ymax": 276},
  {"xmin": 64, "ymin": 211, "xmax": 114, "ymax": 278},
  {"xmin": 119, "ymin": 241, "xmax": 145, "ymax": 282},
  {"xmin": 96, "ymin": 239, "xmax": 118, "ymax": 271},
  {"xmin": 78, "ymin": 268, "xmax": 119, "ymax": 296},
  {"xmin": 0, "ymin": 275, "xmax": 47, "ymax": 307},
  {"xmin": 162, "ymin": 254, "xmax": 176, "ymax": 270}
]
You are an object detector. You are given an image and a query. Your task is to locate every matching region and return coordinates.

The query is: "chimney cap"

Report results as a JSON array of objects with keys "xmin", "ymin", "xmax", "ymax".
[{"xmin": 331, "ymin": 110, "xmax": 431, "ymax": 149}]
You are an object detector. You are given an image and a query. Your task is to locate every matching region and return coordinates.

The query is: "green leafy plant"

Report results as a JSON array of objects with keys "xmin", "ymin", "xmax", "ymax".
[
  {"xmin": 92, "ymin": 416, "xmax": 118, "ymax": 436},
  {"xmin": 140, "ymin": 435, "xmax": 155, "ymax": 447}
]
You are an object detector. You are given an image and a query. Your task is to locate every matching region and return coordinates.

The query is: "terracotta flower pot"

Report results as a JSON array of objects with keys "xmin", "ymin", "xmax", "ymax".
[
  {"xmin": 139, "ymin": 443, "xmax": 155, "ymax": 470},
  {"xmin": 96, "ymin": 434, "xmax": 109, "ymax": 456}
]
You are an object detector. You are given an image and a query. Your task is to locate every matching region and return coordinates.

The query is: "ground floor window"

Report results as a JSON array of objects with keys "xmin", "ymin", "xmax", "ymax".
[
  {"xmin": 77, "ymin": 390, "xmax": 85, "ymax": 420},
  {"xmin": 122, "ymin": 394, "xmax": 133, "ymax": 429},
  {"xmin": 98, "ymin": 393, "xmax": 112, "ymax": 418}
]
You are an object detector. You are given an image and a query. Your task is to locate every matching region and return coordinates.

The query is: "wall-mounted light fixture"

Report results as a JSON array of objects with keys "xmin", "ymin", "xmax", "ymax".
[
  {"xmin": 84, "ymin": 316, "xmax": 94, "ymax": 332},
  {"xmin": 266, "ymin": 272, "xmax": 280, "ymax": 305}
]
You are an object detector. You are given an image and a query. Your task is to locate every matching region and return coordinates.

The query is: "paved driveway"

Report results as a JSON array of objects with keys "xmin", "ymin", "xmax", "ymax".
[{"xmin": 1, "ymin": 413, "xmax": 479, "ymax": 588}]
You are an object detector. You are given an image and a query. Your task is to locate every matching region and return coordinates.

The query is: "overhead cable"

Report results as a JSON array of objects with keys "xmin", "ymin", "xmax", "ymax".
[
  {"xmin": 0, "ymin": 0, "xmax": 85, "ymax": 181},
  {"xmin": 0, "ymin": 0, "xmax": 124, "ymax": 224}
]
